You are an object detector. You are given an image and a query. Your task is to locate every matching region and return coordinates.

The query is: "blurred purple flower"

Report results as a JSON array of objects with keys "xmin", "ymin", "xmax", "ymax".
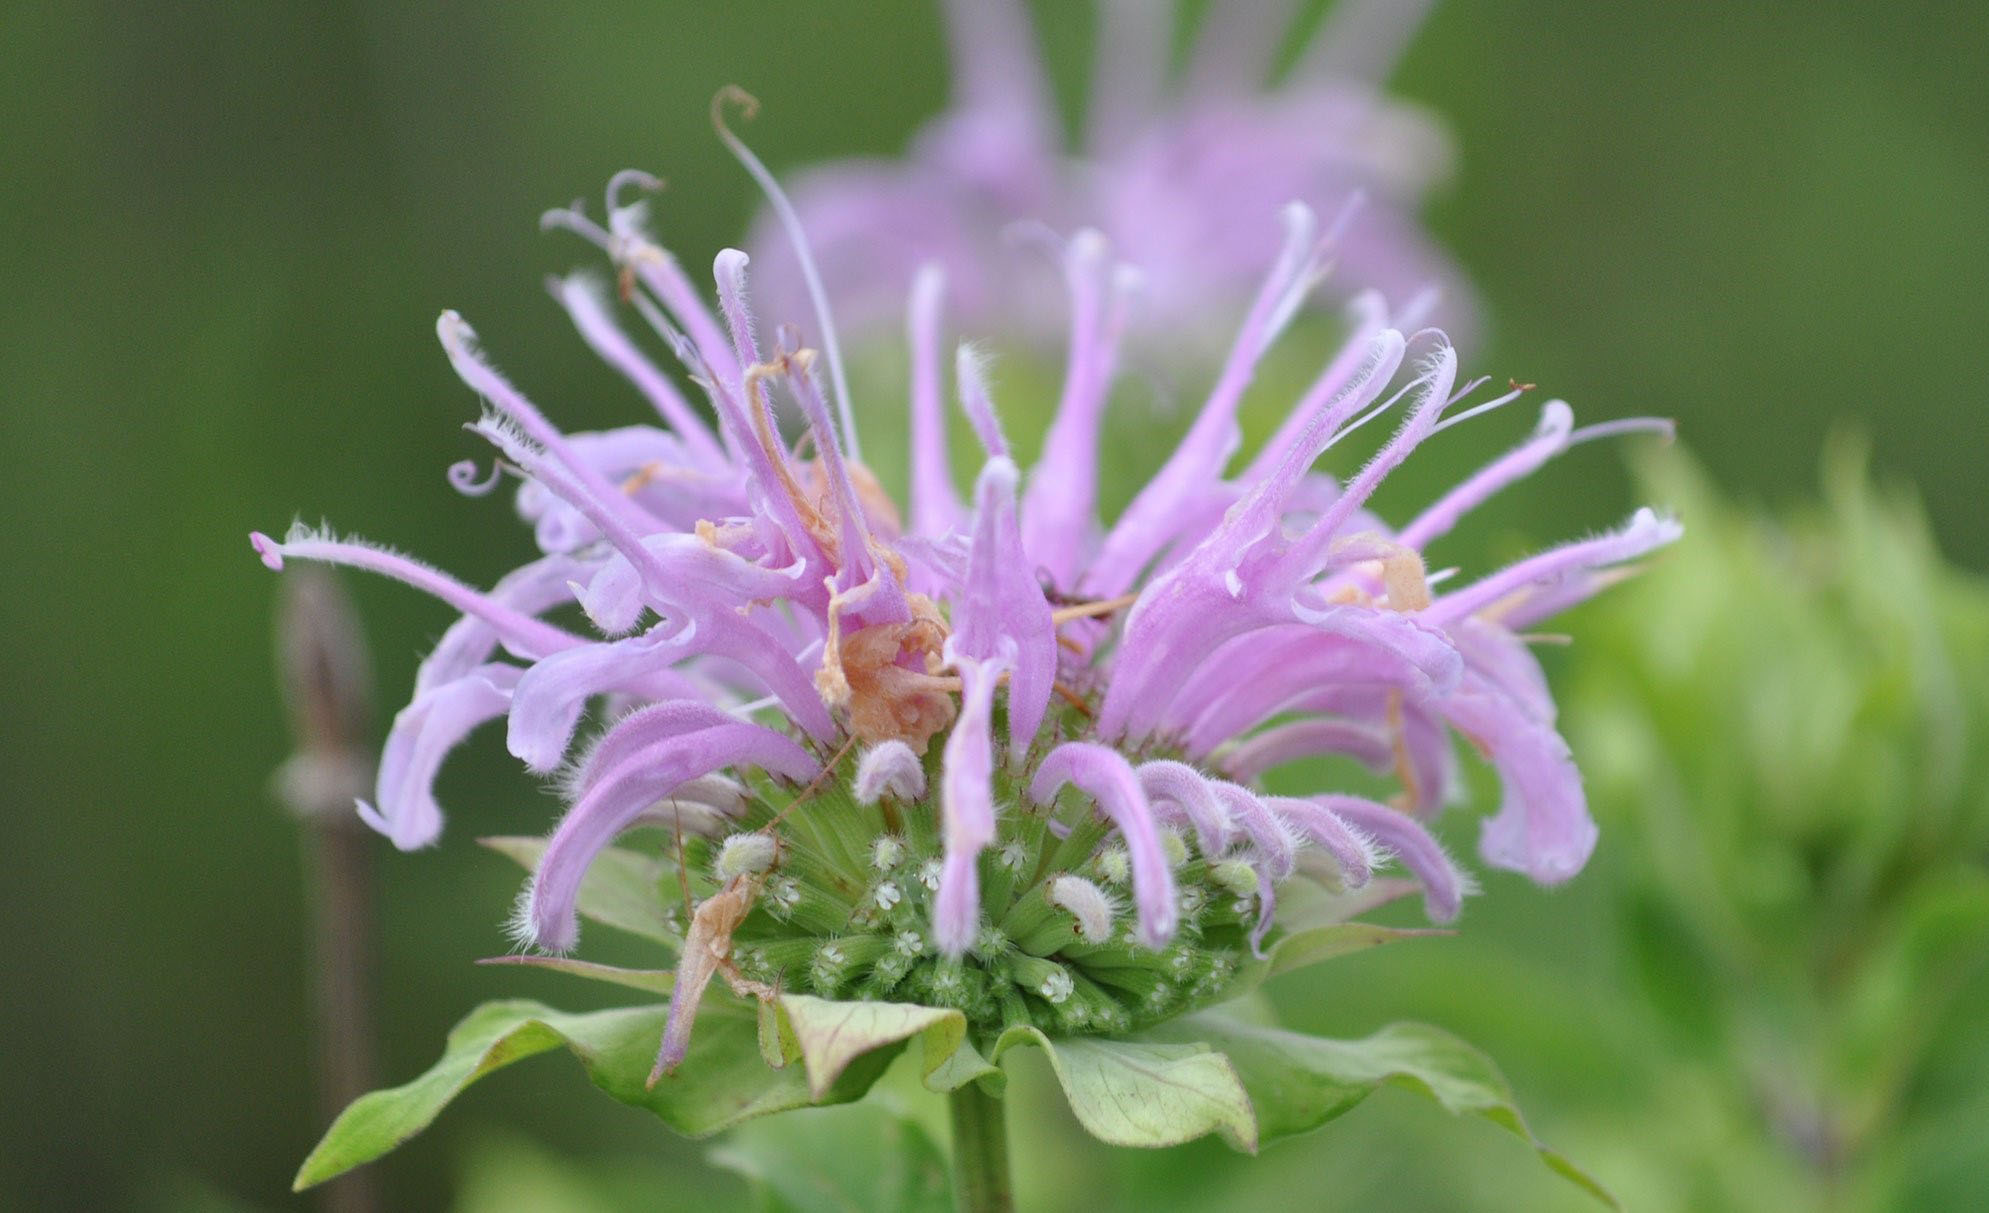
[
  {"xmin": 747, "ymin": 0, "xmax": 1473, "ymax": 344},
  {"xmin": 252, "ymin": 109, "xmax": 1672, "ymax": 1066}
]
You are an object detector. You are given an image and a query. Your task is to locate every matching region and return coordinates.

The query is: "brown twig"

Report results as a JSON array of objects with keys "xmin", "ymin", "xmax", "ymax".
[{"xmin": 274, "ymin": 569, "xmax": 382, "ymax": 1213}]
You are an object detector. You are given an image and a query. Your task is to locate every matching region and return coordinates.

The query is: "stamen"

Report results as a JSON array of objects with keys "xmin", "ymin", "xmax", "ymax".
[
  {"xmin": 1053, "ymin": 681, "xmax": 1094, "ymax": 715},
  {"xmin": 605, "ymin": 169, "xmax": 663, "ymax": 214},
  {"xmin": 438, "ymin": 312, "xmax": 660, "ymax": 537},
  {"xmin": 538, "ymin": 204, "xmax": 611, "ymax": 247},
  {"xmin": 712, "ymin": 86, "xmax": 859, "ymax": 461},
  {"xmin": 1386, "ymin": 690, "xmax": 1421, "ymax": 809},
  {"xmin": 1051, "ymin": 593, "xmax": 1140, "ymax": 625},
  {"xmin": 1569, "ymin": 416, "xmax": 1676, "ymax": 444},
  {"xmin": 549, "ymin": 273, "xmax": 727, "ymax": 467},
  {"xmin": 1381, "ymin": 547, "xmax": 1432, "ymax": 611},
  {"xmin": 1431, "ymin": 381, "xmax": 1529, "ymax": 435}
]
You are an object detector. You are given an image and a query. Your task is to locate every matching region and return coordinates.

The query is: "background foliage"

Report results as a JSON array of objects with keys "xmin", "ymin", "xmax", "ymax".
[{"xmin": 2, "ymin": 1, "xmax": 1985, "ymax": 1208}]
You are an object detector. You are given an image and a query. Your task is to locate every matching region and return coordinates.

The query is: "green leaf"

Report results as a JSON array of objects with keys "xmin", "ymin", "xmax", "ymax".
[
  {"xmin": 992, "ymin": 1025, "xmax": 1257, "ymax": 1151},
  {"xmin": 710, "ymin": 1100, "xmax": 953, "ymax": 1213},
  {"xmin": 778, "ymin": 994, "xmax": 999, "ymax": 1098},
  {"xmin": 1208, "ymin": 920, "xmax": 1444, "ymax": 1011},
  {"xmin": 480, "ymin": 836, "xmax": 679, "ymax": 946},
  {"xmin": 1151, "ymin": 1013, "xmax": 1617, "ymax": 1207},
  {"xmin": 920, "ymin": 1032, "xmax": 997, "ymax": 1095},
  {"xmin": 295, "ymin": 996, "xmax": 891, "ymax": 1191},
  {"xmin": 758, "ymin": 998, "xmax": 800, "ymax": 1070},
  {"xmin": 1265, "ymin": 921, "xmax": 1448, "ymax": 981},
  {"xmin": 475, "ymin": 954, "xmax": 676, "ymax": 996}
]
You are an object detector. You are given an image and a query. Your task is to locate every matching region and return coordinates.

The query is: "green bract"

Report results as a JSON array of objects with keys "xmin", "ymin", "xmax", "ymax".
[{"xmin": 296, "ymin": 796, "xmax": 1611, "ymax": 1205}]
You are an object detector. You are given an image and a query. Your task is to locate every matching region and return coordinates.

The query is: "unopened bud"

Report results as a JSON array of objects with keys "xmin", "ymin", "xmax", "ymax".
[
  {"xmin": 1048, "ymin": 875, "xmax": 1116, "ymax": 943},
  {"xmin": 870, "ymin": 835, "xmax": 906, "ymax": 871},
  {"xmin": 1211, "ymin": 859, "xmax": 1259, "ymax": 898},
  {"xmin": 1012, "ymin": 955, "xmax": 1074, "ymax": 1005},
  {"xmin": 716, "ymin": 832, "xmax": 777, "ymax": 878}
]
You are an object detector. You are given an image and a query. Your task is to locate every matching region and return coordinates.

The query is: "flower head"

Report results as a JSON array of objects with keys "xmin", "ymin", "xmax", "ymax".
[
  {"xmin": 746, "ymin": 0, "xmax": 1472, "ymax": 343},
  {"xmin": 251, "ymin": 100, "xmax": 1674, "ymax": 1077}
]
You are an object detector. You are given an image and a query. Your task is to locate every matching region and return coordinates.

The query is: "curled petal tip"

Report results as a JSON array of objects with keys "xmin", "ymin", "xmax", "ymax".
[
  {"xmin": 250, "ymin": 531, "xmax": 284, "ymax": 571},
  {"xmin": 435, "ymin": 310, "xmax": 474, "ymax": 350},
  {"xmin": 446, "ymin": 460, "xmax": 502, "ymax": 497},
  {"xmin": 353, "ymin": 797, "xmax": 383, "ymax": 832},
  {"xmin": 606, "ymin": 169, "xmax": 663, "ymax": 211},
  {"xmin": 712, "ymin": 82, "xmax": 760, "ymax": 127},
  {"xmin": 538, "ymin": 202, "xmax": 592, "ymax": 235}
]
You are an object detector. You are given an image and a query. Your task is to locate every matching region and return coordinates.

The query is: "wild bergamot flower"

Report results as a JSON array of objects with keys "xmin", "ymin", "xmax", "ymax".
[
  {"xmin": 746, "ymin": 0, "xmax": 1471, "ymax": 341},
  {"xmin": 265, "ymin": 93, "xmax": 1669, "ymax": 1203}
]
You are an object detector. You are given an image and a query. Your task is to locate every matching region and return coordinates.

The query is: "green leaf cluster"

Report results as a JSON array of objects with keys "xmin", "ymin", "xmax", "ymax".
[
  {"xmin": 1564, "ymin": 442, "xmax": 1989, "ymax": 1201},
  {"xmin": 297, "ymin": 836, "xmax": 1608, "ymax": 1204}
]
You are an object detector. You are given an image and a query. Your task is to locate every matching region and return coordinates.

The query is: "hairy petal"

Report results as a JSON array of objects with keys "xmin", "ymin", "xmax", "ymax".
[
  {"xmin": 565, "ymin": 700, "xmax": 743, "ymax": 796},
  {"xmin": 948, "ymin": 458, "xmax": 1056, "ymax": 755},
  {"xmin": 507, "ymin": 616, "xmax": 831, "ymax": 773},
  {"xmin": 525, "ymin": 722, "xmax": 817, "ymax": 952},
  {"xmin": 1019, "ymin": 231, "xmax": 1135, "ymax": 586},
  {"xmin": 935, "ymin": 661, "xmax": 1001, "ymax": 955},
  {"xmin": 416, "ymin": 552, "xmax": 593, "ymax": 694},
  {"xmin": 1441, "ymin": 676, "xmax": 1595, "ymax": 884},
  {"xmin": 854, "ymin": 740, "xmax": 926, "ymax": 804},
  {"xmin": 1267, "ymin": 796, "xmax": 1377, "ymax": 891},
  {"xmin": 1319, "ymin": 795, "xmax": 1469, "ymax": 922},
  {"xmin": 1085, "ymin": 203, "xmax": 1322, "ymax": 597},
  {"xmin": 359, "ymin": 664, "xmax": 521, "ymax": 850},
  {"xmin": 1096, "ymin": 328, "xmax": 1408, "ymax": 741},
  {"xmin": 1221, "ymin": 717, "xmax": 1395, "ymax": 782},
  {"xmin": 1206, "ymin": 782, "xmax": 1297, "ymax": 879},
  {"xmin": 1030, "ymin": 743, "xmax": 1178, "ymax": 947},
  {"xmin": 251, "ymin": 529, "xmax": 581, "ymax": 664},
  {"xmin": 1428, "ymin": 507, "xmax": 1683, "ymax": 625},
  {"xmin": 551, "ymin": 273, "xmax": 728, "ymax": 470},
  {"xmin": 1136, "ymin": 760, "xmax": 1233, "ymax": 857}
]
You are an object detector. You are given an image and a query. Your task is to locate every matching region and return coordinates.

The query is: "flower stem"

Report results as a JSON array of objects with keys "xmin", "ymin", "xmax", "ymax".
[{"xmin": 948, "ymin": 1082, "xmax": 1014, "ymax": 1213}]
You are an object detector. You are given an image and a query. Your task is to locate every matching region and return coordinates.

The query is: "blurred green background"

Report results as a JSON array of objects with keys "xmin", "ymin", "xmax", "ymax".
[{"xmin": 3, "ymin": 1, "xmax": 1986, "ymax": 1209}]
